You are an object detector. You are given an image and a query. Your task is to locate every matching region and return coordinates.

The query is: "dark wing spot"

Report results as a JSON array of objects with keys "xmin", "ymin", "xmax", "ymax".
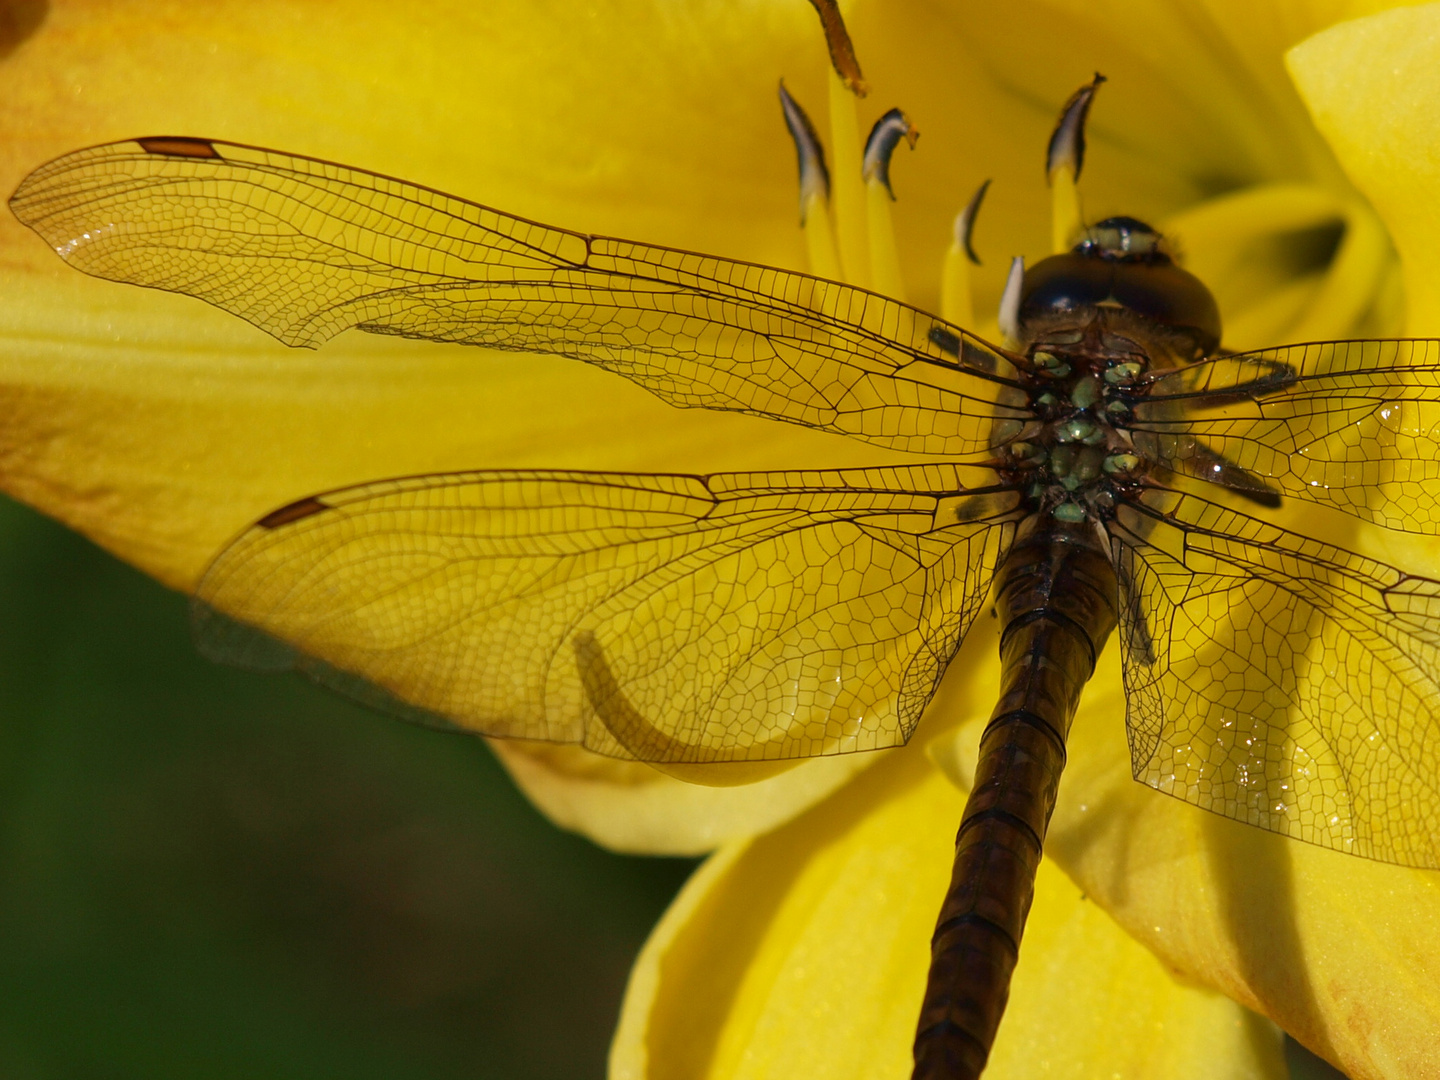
[
  {"xmin": 928, "ymin": 326, "xmax": 999, "ymax": 374},
  {"xmin": 258, "ymin": 496, "xmax": 331, "ymax": 529},
  {"xmin": 928, "ymin": 325, "xmax": 961, "ymax": 358},
  {"xmin": 1191, "ymin": 440, "xmax": 1283, "ymax": 508},
  {"xmin": 961, "ymin": 341, "xmax": 998, "ymax": 373},
  {"xmin": 1189, "ymin": 361, "xmax": 1298, "ymax": 406},
  {"xmin": 137, "ymin": 137, "xmax": 221, "ymax": 159}
]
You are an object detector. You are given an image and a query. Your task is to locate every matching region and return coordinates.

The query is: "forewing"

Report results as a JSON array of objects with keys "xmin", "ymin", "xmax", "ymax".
[
  {"xmin": 1136, "ymin": 339, "xmax": 1440, "ymax": 532},
  {"xmin": 10, "ymin": 138, "xmax": 1023, "ymax": 456},
  {"xmin": 194, "ymin": 466, "xmax": 1018, "ymax": 763},
  {"xmin": 1112, "ymin": 488, "xmax": 1440, "ymax": 867}
]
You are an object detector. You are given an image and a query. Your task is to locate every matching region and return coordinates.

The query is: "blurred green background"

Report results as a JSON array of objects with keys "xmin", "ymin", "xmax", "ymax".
[
  {"xmin": 0, "ymin": 493, "xmax": 1348, "ymax": 1080},
  {"xmin": 0, "ymin": 494, "xmax": 695, "ymax": 1080}
]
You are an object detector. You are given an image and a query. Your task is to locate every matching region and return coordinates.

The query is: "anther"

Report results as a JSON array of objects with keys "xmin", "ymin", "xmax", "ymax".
[
  {"xmin": 779, "ymin": 82, "xmax": 830, "ymax": 224},
  {"xmin": 779, "ymin": 81, "xmax": 841, "ymax": 280},
  {"xmin": 957, "ymin": 179, "xmax": 990, "ymax": 265},
  {"xmin": 940, "ymin": 178, "xmax": 990, "ymax": 327},
  {"xmin": 862, "ymin": 108, "xmax": 918, "ymax": 299},
  {"xmin": 862, "ymin": 109, "xmax": 918, "ymax": 199},
  {"xmin": 806, "ymin": 0, "xmax": 868, "ymax": 97},
  {"xmin": 1047, "ymin": 73, "xmax": 1106, "ymax": 254}
]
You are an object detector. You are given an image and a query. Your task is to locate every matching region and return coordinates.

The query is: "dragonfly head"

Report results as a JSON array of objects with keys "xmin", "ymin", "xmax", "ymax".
[{"xmin": 1017, "ymin": 216, "xmax": 1222, "ymax": 359}]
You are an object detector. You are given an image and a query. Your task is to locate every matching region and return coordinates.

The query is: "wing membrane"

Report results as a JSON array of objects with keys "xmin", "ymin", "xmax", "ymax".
[
  {"xmin": 1135, "ymin": 339, "xmax": 1440, "ymax": 532},
  {"xmin": 10, "ymin": 138, "xmax": 1024, "ymax": 456},
  {"xmin": 194, "ymin": 466, "xmax": 1018, "ymax": 763},
  {"xmin": 1113, "ymin": 487, "xmax": 1440, "ymax": 866}
]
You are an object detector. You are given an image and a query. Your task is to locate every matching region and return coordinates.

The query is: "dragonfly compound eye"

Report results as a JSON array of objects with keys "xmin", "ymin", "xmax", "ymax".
[{"xmin": 1018, "ymin": 215, "xmax": 1222, "ymax": 357}]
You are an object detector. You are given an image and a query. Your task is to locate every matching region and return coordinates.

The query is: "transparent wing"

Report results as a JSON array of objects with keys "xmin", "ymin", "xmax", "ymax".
[
  {"xmin": 194, "ymin": 466, "xmax": 1019, "ymax": 763},
  {"xmin": 1135, "ymin": 339, "xmax": 1440, "ymax": 532},
  {"xmin": 10, "ymin": 137, "xmax": 1025, "ymax": 456},
  {"xmin": 1112, "ymin": 487, "xmax": 1440, "ymax": 867}
]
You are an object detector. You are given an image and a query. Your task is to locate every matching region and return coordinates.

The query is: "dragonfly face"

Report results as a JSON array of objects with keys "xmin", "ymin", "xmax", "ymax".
[{"xmin": 1019, "ymin": 215, "xmax": 1222, "ymax": 358}]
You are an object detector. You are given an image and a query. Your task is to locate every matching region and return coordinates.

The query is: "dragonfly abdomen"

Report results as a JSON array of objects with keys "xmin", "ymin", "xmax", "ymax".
[{"xmin": 912, "ymin": 523, "xmax": 1117, "ymax": 1080}]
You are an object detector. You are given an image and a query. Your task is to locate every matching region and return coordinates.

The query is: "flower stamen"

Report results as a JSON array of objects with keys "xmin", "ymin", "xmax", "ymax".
[
  {"xmin": 941, "ymin": 179, "xmax": 990, "ymax": 328},
  {"xmin": 778, "ymin": 81, "xmax": 841, "ymax": 281},
  {"xmin": 804, "ymin": 0, "xmax": 868, "ymax": 97},
  {"xmin": 827, "ymin": 72, "xmax": 870, "ymax": 287},
  {"xmin": 862, "ymin": 108, "xmax": 918, "ymax": 300},
  {"xmin": 1047, "ymin": 73, "xmax": 1105, "ymax": 254}
]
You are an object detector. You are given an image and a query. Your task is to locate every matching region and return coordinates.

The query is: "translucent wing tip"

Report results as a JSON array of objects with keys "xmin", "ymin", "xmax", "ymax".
[
  {"xmin": 191, "ymin": 596, "xmax": 467, "ymax": 736},
  {"xmin": 10, "ymin": 138, "xmax": 183, "ymax": 241},
  {"xmin": 191, "ymin": 597, "xmax": 303, "ymax": 673},
  {"xmin": 10, "ymin": 136, "xmax": 343, "ymax": 350}
]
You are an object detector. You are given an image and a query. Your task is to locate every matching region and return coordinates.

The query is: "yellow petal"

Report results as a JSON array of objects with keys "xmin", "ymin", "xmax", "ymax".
[
  {"xmin": 1287, "ymin": 4, "xmax": 1440, "ymax": 333},
  {"xmin": 488, "ymin": 741, "xmax": 875, "ymax": 856},
  {"xmin": 0, "ymin": 0, "xmax": 927, "ymax": 854},
  {"xmin": 491, "ymin": 593, "xmax": 1003, "ymax": 854},
  {"xmin": 5, "ymin": 0, "xmax": 823, "ymax": 259},
  {"xmin": 1163, "ymin": 182, "xmax": 1396, "ymax": 349},
  {"xmin": 0, "ymin": 0, "xmax": 906, "ymax": 591},
  {"xmin": 1044, "ymin": 646, "xmax": 1440, "ymax": 1080},
  {"xmin": 0, "ymin": 0, "xmax": 1426, "ymax": 879},
  {"xmin": 842, "ymin": 0, "xmax": 1405, "ymax": 313},
  {"xmin": 612, "ymin": 739, "xmax": 1286, "ymax": 1080}
]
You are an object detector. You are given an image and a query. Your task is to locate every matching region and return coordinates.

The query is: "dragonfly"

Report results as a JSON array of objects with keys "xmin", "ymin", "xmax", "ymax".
[{"xmin": 10, "ymin": 89, "xmax": 1440, "ymax": 1080}]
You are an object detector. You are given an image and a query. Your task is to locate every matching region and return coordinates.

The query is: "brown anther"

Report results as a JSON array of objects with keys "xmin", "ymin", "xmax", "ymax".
[
  {"xmin": 806, "ymin": 0, "xmax": 869, "ymax": 97},
  {"xmin": 1046, "ymin": 72, "xmax": 1106, "ymax": 183},
  {"xmin": 862, "ymin": 108, "xmax": 918, "ymax": 199},
  {"xmin": 956, "ymin": 178, "xmax": 991, "ymax": 265}
]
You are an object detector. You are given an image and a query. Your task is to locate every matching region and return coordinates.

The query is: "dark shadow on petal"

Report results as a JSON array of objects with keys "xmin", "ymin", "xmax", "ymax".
[
  {"xmin": 0, "ymin": 0, "xmax": 46, "ymax": 59},
  {"xmin": 1285, "ymin": 1033, "xmax": 1353, "ymax": 1080},
  {"xmin": 1204, "ymin": 813, "xmax": 1330, "ymax": 1067}
]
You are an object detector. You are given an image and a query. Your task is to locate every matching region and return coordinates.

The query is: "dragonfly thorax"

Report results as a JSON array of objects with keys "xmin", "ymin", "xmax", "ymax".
[
  {"xmin": 998, "ymin": 317, "xmax": 1149, "ymax": 523},
  {"xmin": 1001, "ymin": 217, "xmax": 1224, "ymax": 525}
]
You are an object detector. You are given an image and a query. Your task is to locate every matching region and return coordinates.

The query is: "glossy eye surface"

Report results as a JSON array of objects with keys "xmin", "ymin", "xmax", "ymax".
[
  {"xmin": 1108, "ymin": 260, "xmax": 1222, "ymax": 354},
  {"xmin": 1018, "ymin": 217, "xmax": 1223, "ymax": 356}
]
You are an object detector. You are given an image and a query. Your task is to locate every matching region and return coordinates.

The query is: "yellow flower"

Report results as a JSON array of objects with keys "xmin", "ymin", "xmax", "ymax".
[{"xmin": 1, "ymin": 2, "xmax": 1438, "ymax": 1079}]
